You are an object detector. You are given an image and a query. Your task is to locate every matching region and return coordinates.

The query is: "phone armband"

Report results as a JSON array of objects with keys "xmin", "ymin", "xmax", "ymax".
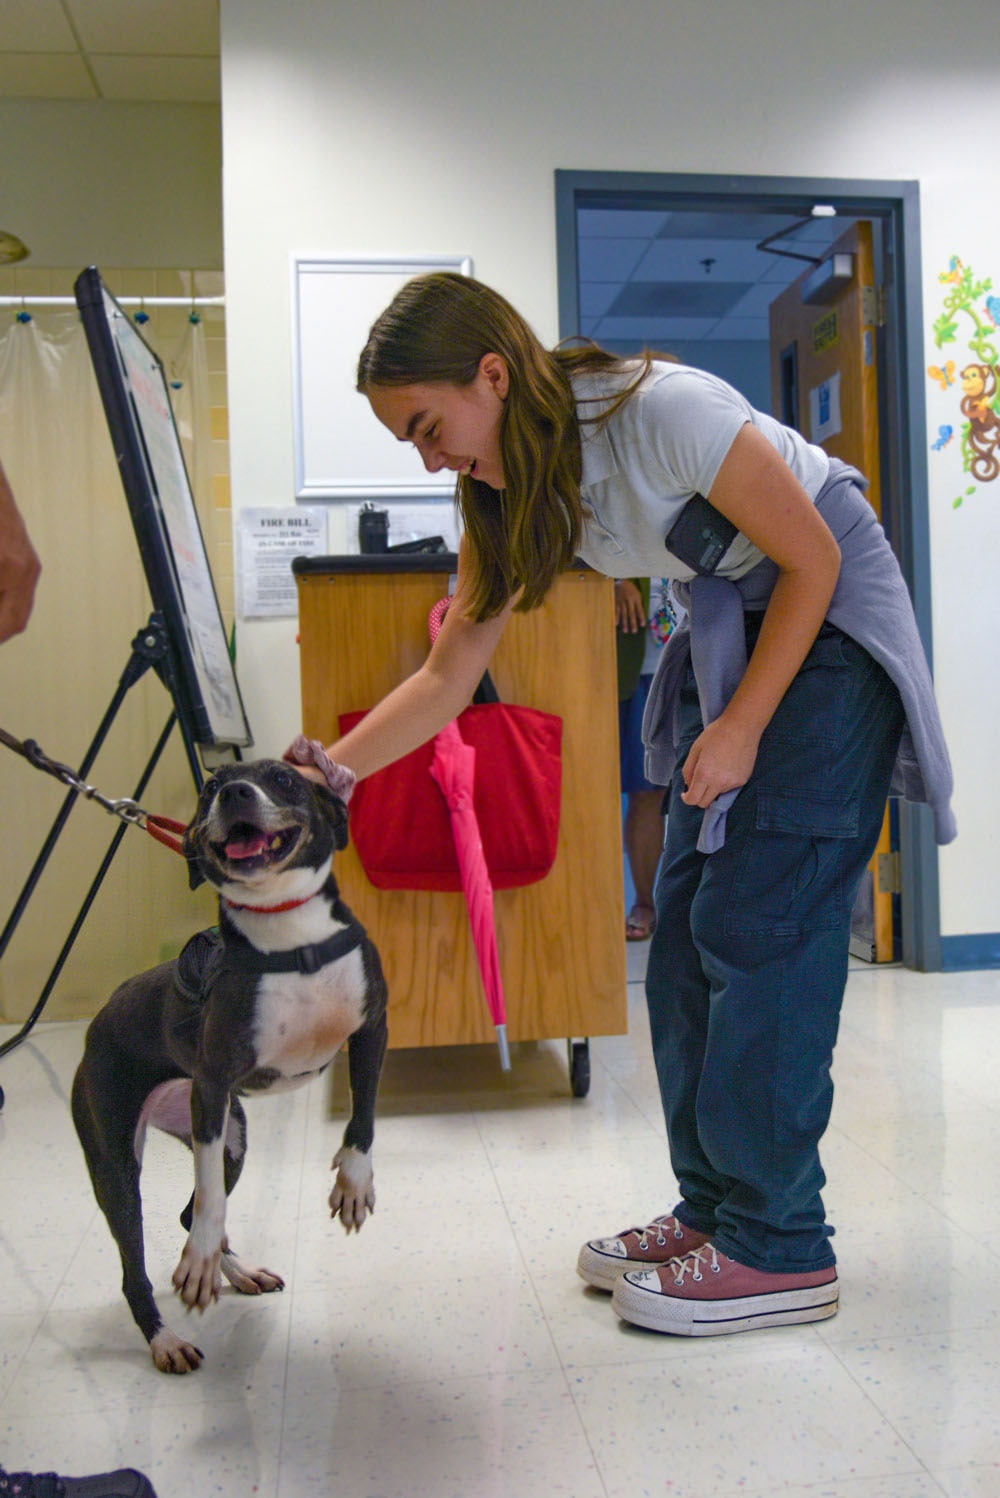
[{"xmin": 665, "ymin": 493, "xmax": 738, "ymax": 575}]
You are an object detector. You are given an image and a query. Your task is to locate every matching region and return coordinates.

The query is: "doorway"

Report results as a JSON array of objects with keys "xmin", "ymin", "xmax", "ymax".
[{"xmin": 555, "ymin": 170, "xmax": 941, "ymax": 971}]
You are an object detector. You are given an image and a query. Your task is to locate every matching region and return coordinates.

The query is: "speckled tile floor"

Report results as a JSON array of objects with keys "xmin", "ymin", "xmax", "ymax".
[{"xmin": 2, "ymin": 950, "xmax": 999, "ymax": 1497}]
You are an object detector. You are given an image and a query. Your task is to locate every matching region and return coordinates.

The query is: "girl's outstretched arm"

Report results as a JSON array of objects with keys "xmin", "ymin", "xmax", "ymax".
[{"xmin": 308, "ymin": 536, "xmax": 515, "ymax": 783}]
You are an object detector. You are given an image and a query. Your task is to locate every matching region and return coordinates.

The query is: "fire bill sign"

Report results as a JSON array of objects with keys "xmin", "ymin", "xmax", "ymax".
[{"xmin": 238, "ymin": 506, "xmax": 328, "ymax": 618}]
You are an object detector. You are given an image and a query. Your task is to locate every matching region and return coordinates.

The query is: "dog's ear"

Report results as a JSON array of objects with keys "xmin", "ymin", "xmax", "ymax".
[
  {"xmin": 310, "ymin": 782, "xmax": 350, "ymax": 852},
  {"xmin": 181, "ymin": 824, "xmax": 207, "ymax": 890}
]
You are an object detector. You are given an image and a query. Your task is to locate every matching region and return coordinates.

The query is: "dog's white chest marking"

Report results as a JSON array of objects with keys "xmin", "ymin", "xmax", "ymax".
[{"xmin": 252, "ymin": 947, "xmax": 368, "ymax": 1080}]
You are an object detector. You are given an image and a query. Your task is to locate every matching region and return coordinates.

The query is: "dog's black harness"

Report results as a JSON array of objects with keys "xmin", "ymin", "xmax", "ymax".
[
  {"xmin": 173, "ymin": 916, "xmax": 367, "ymax": 1034},
  {"xmin": 223, "ymin": 918, "xmax": 366, "ymax": 975}
]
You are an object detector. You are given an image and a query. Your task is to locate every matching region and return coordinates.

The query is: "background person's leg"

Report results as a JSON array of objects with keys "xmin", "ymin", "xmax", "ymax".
[{"xmin": 625, "ymin": 788, "xmax": 665, "ymax": 939}]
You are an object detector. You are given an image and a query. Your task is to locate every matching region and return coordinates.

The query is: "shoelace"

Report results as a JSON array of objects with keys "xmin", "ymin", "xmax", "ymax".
[
  {"xmin": 634, "ymin": 1215, "xmax": 685, "ymax": 1251},
  {"xmin": 669, "ymin": 1243, "xmax": 723, "ymax": 1284}
]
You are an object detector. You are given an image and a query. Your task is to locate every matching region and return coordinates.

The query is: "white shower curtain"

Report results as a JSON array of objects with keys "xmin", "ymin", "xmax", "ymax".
[{"xmin": 0, "ymin": 309, "xmax": 222, "ymax": 1022}]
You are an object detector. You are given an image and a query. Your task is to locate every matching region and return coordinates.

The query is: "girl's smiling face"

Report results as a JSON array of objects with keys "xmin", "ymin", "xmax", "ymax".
[{"xmin": 366, "ymin": 352, "xmax": 509, "ymax": 491}]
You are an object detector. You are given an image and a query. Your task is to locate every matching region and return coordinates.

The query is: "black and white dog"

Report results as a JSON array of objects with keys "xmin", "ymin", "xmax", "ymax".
[{"xmin": 71, "ymin": 759, "xmax": 388, "ymax": 1373}]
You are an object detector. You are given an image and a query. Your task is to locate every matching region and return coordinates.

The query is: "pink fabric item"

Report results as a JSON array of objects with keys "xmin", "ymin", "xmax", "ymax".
[{"xmin": 283, "ymin": 735, "xmax": 357, "ymax": 803}]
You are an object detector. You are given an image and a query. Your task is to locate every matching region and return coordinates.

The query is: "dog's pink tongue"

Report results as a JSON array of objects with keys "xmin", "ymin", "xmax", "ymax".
[{"xmin": 226, "ymin": 833, "xmax": 268, "ymax": 860}]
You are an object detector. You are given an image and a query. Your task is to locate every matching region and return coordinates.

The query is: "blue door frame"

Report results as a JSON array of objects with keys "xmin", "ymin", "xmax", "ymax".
[{"xmin": 555, "ymin": 169, "xmax": 942, "ymax": 971}]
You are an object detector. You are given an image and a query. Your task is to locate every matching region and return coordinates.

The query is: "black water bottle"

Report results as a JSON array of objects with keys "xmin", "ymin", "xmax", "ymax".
[{"xmin": 358, "ymin": 502, "xmax": 389, "ymax": 553}]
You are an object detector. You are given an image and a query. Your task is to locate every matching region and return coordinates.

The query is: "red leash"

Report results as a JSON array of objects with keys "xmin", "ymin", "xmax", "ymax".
[{"xmin": 144, "ymin": 815, "xmax": 188, "ymax": 855}]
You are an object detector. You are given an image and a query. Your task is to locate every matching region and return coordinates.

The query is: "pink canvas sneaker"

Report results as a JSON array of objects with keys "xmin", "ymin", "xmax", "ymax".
[
  {"xmin": 612, "ymin": 1242, "xmax": 839, "ymax": 1335},
  {"xmin": 577, "ymin": 1213, "xmax": 712, "ymax": 1291}
]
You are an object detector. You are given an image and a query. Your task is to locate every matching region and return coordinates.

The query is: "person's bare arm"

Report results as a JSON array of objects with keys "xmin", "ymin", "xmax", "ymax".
[
  {"xmin": 316, "ymin": 537, "xmax": 515, "ymax": 782},
  {"xmin": 615, "ymin": 578, "xmax": 646, "ymax": 631},
  {"xmin": 680, "ymin": 424, "xmax": 841, "ymax": 808},
  {"xmin": 0, "ymin": 460, "xmax": 41, "ymax": 644}
]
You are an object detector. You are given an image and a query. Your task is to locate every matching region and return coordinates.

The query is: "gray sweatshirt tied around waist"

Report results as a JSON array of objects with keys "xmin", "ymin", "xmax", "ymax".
[{"xmin": 641, "ymin": 460, "xmax": 957, "ymax": 854}]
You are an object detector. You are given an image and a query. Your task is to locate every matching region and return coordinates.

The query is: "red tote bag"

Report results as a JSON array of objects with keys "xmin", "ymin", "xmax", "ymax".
[{"xmin": 339, "ymin": 702, "xmax": 563, "ymax": 892}]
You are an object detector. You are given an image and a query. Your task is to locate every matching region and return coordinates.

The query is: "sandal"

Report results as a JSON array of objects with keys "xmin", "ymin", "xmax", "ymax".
[{"xmin": 625, "ymin": 902, "xmax": 657, "ymax": 941}]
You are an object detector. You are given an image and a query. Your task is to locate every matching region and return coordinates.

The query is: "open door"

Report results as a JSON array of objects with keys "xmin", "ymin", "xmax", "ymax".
[{"xmin": 769, "ymin": 221, "xmax": 895, "ymax": 962}]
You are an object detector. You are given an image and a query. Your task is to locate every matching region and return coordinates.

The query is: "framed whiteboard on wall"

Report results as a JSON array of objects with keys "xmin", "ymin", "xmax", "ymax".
[{"xmin": 291, "ymin": 255, "xmax": 473, "ymax": 501}]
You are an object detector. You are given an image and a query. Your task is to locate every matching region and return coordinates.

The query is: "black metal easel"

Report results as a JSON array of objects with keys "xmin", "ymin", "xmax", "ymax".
[{"xmin": 0, "ymin": 612, "xmax": 203, "ymax": 1108}]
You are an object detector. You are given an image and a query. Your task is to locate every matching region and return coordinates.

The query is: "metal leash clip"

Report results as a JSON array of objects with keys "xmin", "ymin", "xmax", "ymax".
[{"xmin": 1, "ymin": 726, "xmax": 186, "ymax": 852}]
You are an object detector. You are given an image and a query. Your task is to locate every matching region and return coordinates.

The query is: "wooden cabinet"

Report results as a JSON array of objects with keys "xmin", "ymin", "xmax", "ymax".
[{"xmin": 295, "ymin": 557, "xmax": 628, "ymax": 1055}]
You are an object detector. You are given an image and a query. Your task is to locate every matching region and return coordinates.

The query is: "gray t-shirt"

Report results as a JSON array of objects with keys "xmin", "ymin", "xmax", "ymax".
[{"xmin": 573, "ymin": 361, "xmax": 830, "ymax": 581}]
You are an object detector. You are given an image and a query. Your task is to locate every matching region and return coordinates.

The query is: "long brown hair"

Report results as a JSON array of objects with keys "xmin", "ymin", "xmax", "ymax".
[{"xmin": 356, "ymin": 272, "xmax": 652, "ymax": 620}]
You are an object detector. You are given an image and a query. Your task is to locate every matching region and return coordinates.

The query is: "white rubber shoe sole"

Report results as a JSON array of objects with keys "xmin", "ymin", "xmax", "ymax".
[{"xmin": 612, "ymin": 1269, "xmax": 840, "ymax": 1336}]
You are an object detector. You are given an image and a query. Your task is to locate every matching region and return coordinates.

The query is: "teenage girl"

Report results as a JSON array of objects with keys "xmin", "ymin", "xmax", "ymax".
[{"xmin": 288, "ymin": 272, "xmax": 954, "ymax": 1337}]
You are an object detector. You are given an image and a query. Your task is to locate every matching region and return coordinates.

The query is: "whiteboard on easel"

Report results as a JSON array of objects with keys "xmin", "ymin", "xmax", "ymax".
[
  {"xmin": 75, "ymin": 266, "xmax": 252, "ymax": 752},
  {"xmin": 291, "ymin": 255, "xmax": 472, "ymax": 501}
]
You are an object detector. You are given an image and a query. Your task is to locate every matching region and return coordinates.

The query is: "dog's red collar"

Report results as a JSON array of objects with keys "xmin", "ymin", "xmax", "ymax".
[{"xmin": 223, "ymin": 892, "xmax": 320, "ymax": 915}]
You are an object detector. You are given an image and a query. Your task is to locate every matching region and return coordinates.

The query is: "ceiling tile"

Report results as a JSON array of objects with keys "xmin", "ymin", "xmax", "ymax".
[
  {"xmin": 579, "ymin": 281, "xmax": 623, "ymax": 319},
  {"xmin": 577, "ymin": 237, "xmax": 650, "ymax": 282},
  {"xmin": 0, "ymin": 52, "xmax": 97, "ymax": 98},
  {"xmin": 577, "ymin": 207, "xmax": 670, "ymax": 238},
  {"xmin": 656, "ymin": 211, "xmax": 794, "ymax": 242},
  {"xmin": 0, "ymin": 0, "xmax": 78, "ymax": 51},
  {"xmin": 65, "ymin": 0, "xmax": 219, "ymax": 56},
  {"xmin": 609, "ymin": 281, "xmax": 752, "ymax": 319},
  {"xmin": 593, "ymin": 315, "xmax": 720, "ymax": 342},
  {"xmin": 90, "ymin": 53, "xmax": 220, "ymax": 102},
  {"xmin": 726, "ymin": 282, "xmax": 796, "ymax": 317},
  {"xmin": 634, "ymin": 237, "xmax": 781, "ymax": 285},
  {"xmin": 705, "ymin": 318, "xmax": 771, "ymax": 342},
  {"xmin": 578, "ymin": 206, "xmax": 862, "ymax": 356}
]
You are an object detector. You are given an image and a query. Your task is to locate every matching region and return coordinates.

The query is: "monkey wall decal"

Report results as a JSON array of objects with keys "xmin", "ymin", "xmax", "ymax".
[
  {"xmin": 959, "ymin": 364, "xmax": 1000, "ymax": 483},
  {"xmin": 930, "ymin": 258, "xmax": 1000, "ymax": 505}
]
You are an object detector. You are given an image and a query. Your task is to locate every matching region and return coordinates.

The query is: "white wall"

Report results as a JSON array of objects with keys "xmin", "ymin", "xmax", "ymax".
[
  {"xmin": 0, "ymin": 100, "xmax": 222, "ymax": 269},
  {"xmin": 219, "ymin": 0, "xmax": 1000, "ymax": 944}
]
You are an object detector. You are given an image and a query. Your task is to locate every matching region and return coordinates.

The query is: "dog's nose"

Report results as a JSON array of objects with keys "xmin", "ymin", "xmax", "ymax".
[{"xmin": 218, "ymin": 781, "xmax": 256, "ymax": 813}]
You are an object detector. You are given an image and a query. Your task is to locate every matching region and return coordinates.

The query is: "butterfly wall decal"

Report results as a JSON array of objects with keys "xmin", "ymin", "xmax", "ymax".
[{"xmin": 927, "ymin": 359, "xmax": 956, "ymax": 391}]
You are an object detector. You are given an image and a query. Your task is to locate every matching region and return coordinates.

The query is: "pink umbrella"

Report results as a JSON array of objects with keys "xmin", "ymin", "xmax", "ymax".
[
  {"xmin": 428, "ymin": 600, "xmax": 510, "ymax": 1070},
  {"xmin": 429, "ymin": 719, "xmax": 510, "ymax": 1070}
]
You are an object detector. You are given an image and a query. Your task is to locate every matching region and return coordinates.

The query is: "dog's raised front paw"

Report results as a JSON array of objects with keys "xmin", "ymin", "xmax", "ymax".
[
  {"xmin": 221, "ymin": 1249, "xmax": 286, "ymax": 1295},
  {"xmin": 329, "ymin": 1144, "xmax": 375, "ymax": 1232},
  {"xmin": 172, "ymin": 1235, "xmax": 223, "ymax": 1310},
  {"xmin": 149, "ymin": 1326, "xmax": 204, "ymax": 1374}
]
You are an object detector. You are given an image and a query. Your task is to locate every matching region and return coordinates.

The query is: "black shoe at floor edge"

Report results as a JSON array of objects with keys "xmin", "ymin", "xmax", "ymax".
[{"xmin": 0, "ymin": 1468, "xmax": 158, "ymax": 1498}]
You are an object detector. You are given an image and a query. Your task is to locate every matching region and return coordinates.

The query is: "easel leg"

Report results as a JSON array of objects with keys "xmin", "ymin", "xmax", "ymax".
[
  {"xmin": 0, "ymin": 671, "xmax": 142, "ymax": 970},
  {"xmin": 0, "ymin": 710, "xmax": 180, "ymax": 1067},
  {"xmin": 0, "ymin": 613, "xmax": 205, "ymax": 1102}
]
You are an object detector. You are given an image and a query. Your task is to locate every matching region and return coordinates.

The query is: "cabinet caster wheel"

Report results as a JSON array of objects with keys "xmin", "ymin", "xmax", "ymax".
[{"xmin": 568, "ymin": 1039, "xmax": 591, "ymax": 1098}]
